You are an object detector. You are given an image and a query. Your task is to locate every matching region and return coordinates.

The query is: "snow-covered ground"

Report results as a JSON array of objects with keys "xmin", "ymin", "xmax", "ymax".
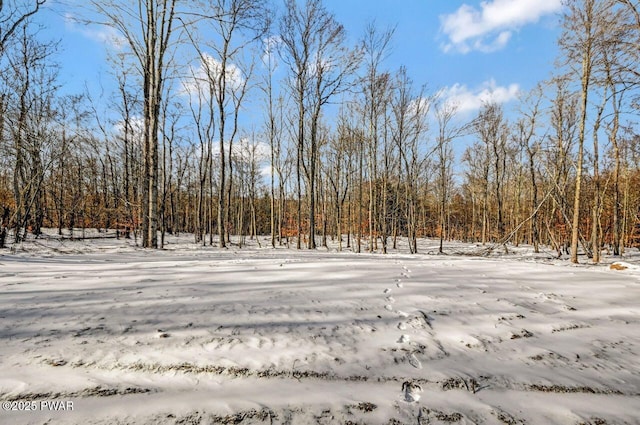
[{"xmin": 1, "ymin": 232, "xmax": 639, "ymax": 424}]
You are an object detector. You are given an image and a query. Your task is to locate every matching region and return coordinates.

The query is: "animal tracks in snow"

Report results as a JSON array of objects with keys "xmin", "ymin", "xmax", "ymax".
[{"xmin": 385, "ymin": 263, "xmax": 430, "ymax": 404}]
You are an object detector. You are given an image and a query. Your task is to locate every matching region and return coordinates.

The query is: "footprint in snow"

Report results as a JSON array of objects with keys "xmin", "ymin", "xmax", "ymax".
[
  {"xmin": 384, "ymin": 305, "xmax": 394, "ymax": 311},
  {"xmin": 384, "ymin": 288, "xmax": 392, "ymax": 294},
  {"xmin": 407, "ymin": 353, "xmax": 422, "ymax": 369},
  {"xmin": 398, "ymin": 322, "xmax": 407, "ymax": 330},
  {"xmin": 396, "ymin": 282, "xmax": 404, "ymax": 288},
  {"xmin": 398, "ymin": 334, "xmax": 411, "ymax": 343},
  {"xmin": 402, "ymin": 381, "xmax": 422, "ymax": 402},
  {"xmin": 386, "ymin": 296, "xmax": 395, "ymax": 303},
  {"xmin": 397, "ymin": 310, "xmax": 409, "ymax": 318},
  {"xmin": 156, "ymin": 330, "xmax": 170, "ymax": 338}
]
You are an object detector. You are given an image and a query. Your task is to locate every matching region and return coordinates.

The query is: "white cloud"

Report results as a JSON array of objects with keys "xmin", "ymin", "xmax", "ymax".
[
  {"xmin": 64, "ymin": 13, "xmax": 126, "ymax": 50},
  {"xmin": 113, "ymin": 116, "xmax": 144, "ymax": 139},
  {"xmin": 181, "ymin": 53, "xmax": 245, "ymax": 99},
  {"xmin": 439, "ymin": 79, "xmax": 520, "ymax": 113},
  {"xmin": 440, "ymin": 0, "xmax": 562, "ymax": 53},
  {"xmin": 233, "ymin": 138, "xmax": 270, "ymax": 163},
  {"xmin": 260, "ymin": 165, "xmax": 273, "ymax": 178},
  {"xmin": 408, "ymin": 97, "xmax": 432, "ymax": 117}
]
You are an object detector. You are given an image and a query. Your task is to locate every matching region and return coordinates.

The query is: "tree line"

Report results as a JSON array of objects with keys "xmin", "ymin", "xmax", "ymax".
[{"xmin": 1, "ymin": 0, "xmax": 640, "ymax": 264}]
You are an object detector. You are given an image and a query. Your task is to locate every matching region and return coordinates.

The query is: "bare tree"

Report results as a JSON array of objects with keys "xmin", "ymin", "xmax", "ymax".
[
  {"xmin": 360, "ymin": 21, "xmax": 394, "ymax": 252},
  {"xmin": 559, "ymin": 0, "xmax": 614, "ymax": 263},
  {"xmin": 433, "ymin": 97, "xmax": 465, "ymax": 254},
  {"xmin": 545, "ymin": 77, "xmax": 578, "ymax": 256},
  {"xmin": 327, "ymin": 111, "xmax": 357, "ymax": 251},
  {"xmin": 603, "ymin": 47, "xmax": 627, "ymax": 256},
  {"xmin": 468, "ymin": 102, "xmax": 508, "ymax": 244},
  {"xmin": 0, "ymin": 0, "xmax": 46, "ymax": 245},
  {"xmin": 605, "ymin": 0, "xmax": 638, "ymax": 254},
  {"xmin": 0, "ymin": 0, "xmax": 45, "ymax": 55},
  {"xmin": 52, "ymin": 94, "xmax": 89, "ymax": 237},
  {"xmin": 590, "ymin": 81, "xmax": 608, "ymax": 263},
  {"xmin": 474, "ymin": 102, "xmax": 508, "ymax": 241},
  {"xmin": 279, "ymin": 0, "xmax": 361, "ymax": 249},
  {"xmin": 390, "ymin": 67, "xmax": 429, "ymax": 254},
  {"xmin": 91, "ymin": 0, "xmax": 178, "ymax": 248},
  {"xmin": 462, "ymin": 139, "xmax": 491, "ymax": 244},
  {"xmin": 159, "ymin": 97, "xmax": 181, "ymax": 248},
  {"xmin": 515, "ymin": 85, "xmax": 544, "ymax": 252},
  {"xmin": 109, "ymin": 54, "xmax": 142, "ymax": 242},
  {"xmin": 3, "ymin": 25, "xmax": 59, "ymax": 242},
  {"xmin": 184, "ymin": 59, "xmax": 215, "ymax": 244},
  {"xmin": 185, "ymin": 0, "xmax": 268, "ymax": 247},
  {"xmin": 261, "ymin": 34, "xmax": 280, "ymax": 248}
]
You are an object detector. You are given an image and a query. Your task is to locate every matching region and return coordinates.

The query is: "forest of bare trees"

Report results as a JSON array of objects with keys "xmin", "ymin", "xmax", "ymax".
[{"xmin": 1, "ymin": 0, "xmax": 640, "ymax": 264}]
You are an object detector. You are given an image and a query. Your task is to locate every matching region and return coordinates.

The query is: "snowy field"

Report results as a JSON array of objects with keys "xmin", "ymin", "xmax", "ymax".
[{"xmin": 1, "ymin": 231, "xmax": 639, "ymax": 425}]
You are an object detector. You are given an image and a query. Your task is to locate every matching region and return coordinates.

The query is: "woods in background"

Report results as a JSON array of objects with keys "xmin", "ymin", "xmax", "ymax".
[{"xmin": 1, "ymin": 0, "xmax": 640, "ymax": 264}]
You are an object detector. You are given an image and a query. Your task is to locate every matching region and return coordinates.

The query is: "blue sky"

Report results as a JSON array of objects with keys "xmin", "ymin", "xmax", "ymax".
[
  {"xmin": 326, "ymin": 0, "xmax": 562, "ymax": 115},
  {"xmin": 39, "ymin": 0, "xmax": 563, "ymax": 120}
]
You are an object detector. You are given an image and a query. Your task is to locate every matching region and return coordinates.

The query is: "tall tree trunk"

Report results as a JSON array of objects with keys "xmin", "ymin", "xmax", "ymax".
[{"xmin": 571, "ymin": 51, "xmax": 590, "ymax": 264}]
